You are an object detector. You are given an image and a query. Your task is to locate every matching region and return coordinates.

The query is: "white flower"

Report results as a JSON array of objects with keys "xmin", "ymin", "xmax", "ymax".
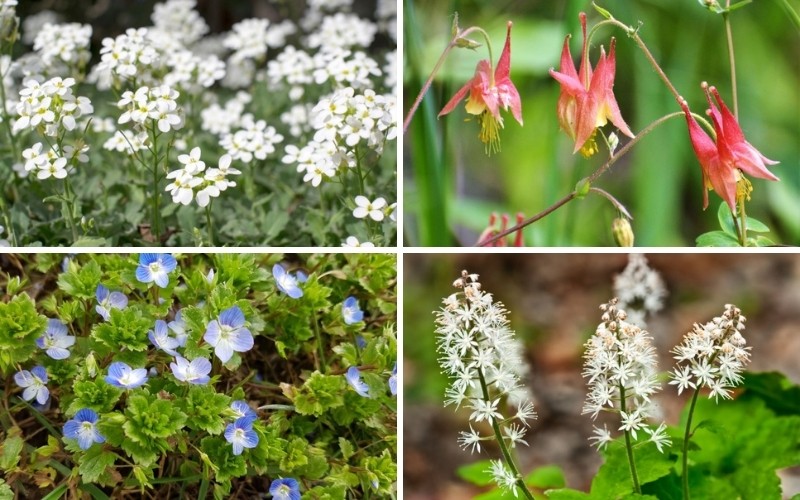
[
  {"xmin": 589, "ymin": 424, "xmax": 613, "ymax": 450},
  {"xmin": 457, "ymin": 426, "xmax": 483, "ymax": 454},
  {"xmin": 352, "ymin": 196, "xmax": 386, "ymax": 221},
  {"xmin": 341, "ymin": 236, "xmax": 374, "ymax": 248},
  {"xmin": 644, "ymin": 423, "xmax": 672, "ymax": 453}
]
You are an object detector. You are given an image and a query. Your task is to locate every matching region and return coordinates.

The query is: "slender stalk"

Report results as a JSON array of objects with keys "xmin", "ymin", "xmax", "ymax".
[
  {"xmin": 311, "ymin": 311, "xmax": 327, "ymax": 371},
  {"xmin": 478, "ymin": 111, "xmax": 685, "ymax": 246},
  {"xmin": 205, "ymin": 203, "xmax": 214, "ymax": 246},
  {"xmin": 0, "ymin": 65, "xmax": 18, "ymax": 161},
  {"xmin": 779, "ymin": 0, "xmax": 800, "ymax": 29},
  {"xmin": 63, "ymin": 177, "xmax": 79, "ymax": 242},
  {"xmin": 723, "ymin": 1, "xmax": 738, "ymax": 118},
  {"xmin": 736, "ymin": 194, "xmax": 747, "ymax": 247},
  {"xmin": 618, "ymin": 384, "xmax": 642, "ymax": 494},
  {"xmin": 682, "ymin": 389, "xmax": 702, "ymax": 500},
  {"xmin": 476, "ymin": 369, "xmax": 535, "ymax": 500},
  {"xmin": 403, "ymin": 25, "xmax": 493, "ymax": 134},
  {"xmin": 149, "ymin": 122, "xmax": 162, "ymax": 244}
]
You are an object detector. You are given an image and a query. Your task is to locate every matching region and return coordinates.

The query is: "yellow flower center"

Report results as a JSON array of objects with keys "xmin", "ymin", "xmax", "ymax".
[
  {"xmin": 736, "ymin": 173, "xmax": 752, "ymax": 204},
  {"xmin": 477, "ymin": 110, "xmax": 503, "ymax": 156},
  {"xmin": 579, "ymin": 130, "xmax": 599, "ymax": 158}
]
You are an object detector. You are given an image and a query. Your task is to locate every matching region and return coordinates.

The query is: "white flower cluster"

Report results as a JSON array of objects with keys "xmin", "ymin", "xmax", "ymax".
[
  {"xmin": 311, "ymin": 87, "xmax": 396, "ymax": 150},
  {"xmin": 151, "ymin": 0, "xmax": 208, "ymax": 46},
  {"xmin": 669, "ymin": 304, "xmax": 750, "ymax": 401},
  {"xmin": 200, "ymin": 92, "xmax": 251, "ymax": 136},
  {"xmin": 33, "ymin": 22, "xmax": 91, "ymax": 70},
  {"xmin": 103, "ymin": 130, "xmax": 149, "ymax": 156},
  {"xmin": 97, "ymin": 28, "xmax": 160, "ymax": 81},
  {"xmin": 220, "ymin": 116, "xmax": 284, "ymax": 163},
  {"xmin": 162, "ymin": 50, "xmax": 226, "ymax": 92},
  {"xmin": 613, "ymin": 254, "xmax": 667, "ymax": 327},
  {"xmin": 21, "ymin": 10, "xmax": 60, "ymax": 45},
  {"xmin": 307, "ymin": 14, "xmax": 377, "ymax": 49},
  {"xmin": 165, "ymin": 147, "xmax": 240, "ymax": 207},
  {"xmin": 434, "ymin": 271, "xmax": 537, "ymax": 456},
  {"xmin": 267, "ymin": 45, "xmax": 382, "ymax": 94},
  {"xmin": 13, "ymin": 76, "xmax": 93, "ymax": 136},
  {"xmin": 117, "ymin": 85, "xmax": 183, "ymax": 133},
  {"xmin": 224, "ymin": 18, "xmax": 295, "ymax": 64},
  {"xmin": 22, "ymin": 141, "xmax": 88, "ymax": 179},
  {"xmin": 582, "ymin": 299, "xmax": 671, "ymax": 453}
]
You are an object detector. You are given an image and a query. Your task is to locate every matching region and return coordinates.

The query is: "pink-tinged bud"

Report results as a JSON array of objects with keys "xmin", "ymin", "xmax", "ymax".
[
  {"xmin": 680, "ymin": 85, "xmax": 779, "ymax": 212},
  {"xmin": 476, "ymin": 212, "xmax": 526, "ymax": 246},
  {"xmin": 549, "ymin": 13, "xmax": 634, "ymax": 157},
  {"xmin": 439, "ymin": 21, "xmax": 523, "ymax": 155}
]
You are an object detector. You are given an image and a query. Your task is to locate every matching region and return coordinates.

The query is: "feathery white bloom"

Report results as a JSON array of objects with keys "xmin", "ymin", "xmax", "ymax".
[{"xmin": 613, "ymin": 254, "xmax": 667, "ymax": 327}]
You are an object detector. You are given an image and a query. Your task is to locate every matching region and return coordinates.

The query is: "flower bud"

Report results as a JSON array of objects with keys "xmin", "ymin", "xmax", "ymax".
[
  {"xmin": 0, "ymin": 10, "xmax": 19, "ymax": 44},
  {"xmin": 612, "ymin": 217, "xmax": 635, "ymax": 247}
]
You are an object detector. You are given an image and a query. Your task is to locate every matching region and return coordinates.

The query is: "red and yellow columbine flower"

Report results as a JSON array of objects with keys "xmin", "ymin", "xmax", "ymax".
[
  {"xmin": 438, "ymin": 21, "xmax": 523, "ymax": 155},
  {"xmin": 680, "ymin": 83, "xmax": 779, "ymax": 211},
  {"xmin": 549, "ymin": 13, "xmax": 634, "ymax": 157}
]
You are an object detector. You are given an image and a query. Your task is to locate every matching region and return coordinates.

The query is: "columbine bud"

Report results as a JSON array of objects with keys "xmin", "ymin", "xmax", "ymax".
[{"xmin": 612, "ymin": 217, "xmax": 634, "ymax": 247}]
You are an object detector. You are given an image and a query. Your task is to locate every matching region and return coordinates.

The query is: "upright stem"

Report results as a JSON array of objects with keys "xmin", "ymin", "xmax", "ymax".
[
  {"xmin": 311, "ymin": 311, "xmax": 327, "ymax": 371},
  {"xmin": 682, "ymin": 389, "xmax": 702, "ymax": 500},
  {"xmin": 205, "ymin": 203, "xmax": 214, "ymax": 246},
  {"xmin": 150, "ymin": 122, "xmax": 162, "ymax": 244},
  {"xmin": 63, "ymin": 178, "xmax": 79, "ymax": 242},
  {"xmin": 476, "ymin": 369, "xmax": 535, "ymax": 500},
  {"xmin": 736, "ymin": 196, "xmax": 747, "ymax": 247},
  {"xmin": 779, "ymin": 0, "xmax": 800, "ymax": 29},
  {"xmin": 723, "ymin": 1, "xmax": 738, "ymax": 118},
  {"xmin": 0, "ymin": 66, "xmax": 18, "ymax": 161},
  {"xmin": 618, "ymin": 383, "xmax": 642, "ymax": 493}
]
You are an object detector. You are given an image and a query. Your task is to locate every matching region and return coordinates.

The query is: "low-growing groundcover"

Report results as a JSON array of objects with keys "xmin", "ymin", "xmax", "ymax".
[
  {"xmin": 0, "ymin": 253, "xmax": 397, "ymax": 498},
  {"xmin": 0, "ymin": 0, "xmax": 397, "ymax": 247}
]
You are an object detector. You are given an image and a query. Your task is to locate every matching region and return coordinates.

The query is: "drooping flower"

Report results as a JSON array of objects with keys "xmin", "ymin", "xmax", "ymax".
[
  {"xmin": 149, "ymin": 319, "xmax": 181, "ymax": 356},
  {"xmin": 63, "ymin": 408, "xmax": 105, "ymax": 450},
  {"xmin": 272, "ymin": 263, "xmax": 303, "ymax": 299},
  {"xmin": 549, "ymin": 13, "xmax": 634, "ymax": 157},
  {"xmin": 679, "ymin": 84, "xmax": 779, "ymax": 211},
  {"xmin": 14, "ymin": 366, "xmax": 49, "ymax": 404},
  {"xmin": 342, "ymin": 296, "xmax": 363, "ymax": 325},
  {"xmin": 203, "ymin": 305, "xmax": 254, "ymax": 363},
  {"xmin": 345, "ymin": 366, "xmax": 370, "ymax": 397},
  {"xmin": 104, "ymin": 362, "xmax": 148, "ymax": 389},
  {"xmin": 170, "ymin": 355, "xmax": 211, "ymax": 385},
  {"xmin": 95, "ymin": 284, "xmax": 128, "ymax": 321},
  {"xmin": 36, "ymin": 318, "xmax": 75, "ymax": 359},
  {"xmin": 270, "ymin": 478, "xmax": 301, "ymax": 500},
  {"xmin": 135, "ymin": 253, "xmax": 178, "ymax": 288},
  {"xmin": 224, "ymin": 416, "xmax": 259, "ymax": 455},
  {"xmin": 439, "ymin": 21, "xmax": 522, "ymax": 155}
]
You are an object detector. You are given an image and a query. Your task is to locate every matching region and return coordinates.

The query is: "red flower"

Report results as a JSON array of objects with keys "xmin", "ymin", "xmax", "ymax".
[
  {"xmin": 439, "ymin": 21, "xmax": 523, "ymax": 155},
  {"xmin": 680, "ymin": 84, "xmax": 779, "ymax": 211},
  {"xmin": 549, "ymin": 13, "xmax": 634, "ymax": 157}
]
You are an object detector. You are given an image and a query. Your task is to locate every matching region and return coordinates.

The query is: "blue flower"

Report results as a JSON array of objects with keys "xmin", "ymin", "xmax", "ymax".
[
  {"xmin": 170, "ymin": 355, "xmax": 211, "ymax": 384},
  {"xmin": 14, "ymin": 366, "xmax": 49, "ymax": 404},
  {"xmin": 149, "ymin": 319, "xmax": 180, "ymax": 356},
  {"xmin": 272, "ymin": 264, "xmax": 303, "ymax": 299},
  {"xmin": 230, "ymin": 400, "xmax": 257, "ymax": 421},
  {"xmin": 389, "ymin": 363, "xmax": 397, "ymax": 396},
  {"xmin": 345, "ymin": 366, "xmax": 370, "ymax": 398},
  {"xmin": 168, "ymin": 310, "xmax": 188, "ymax": 347},
  {"xmin": 203, "ymin": 306, "xmax": 254, "ymax": 363},
  {"xmin": 224, "ymin": 416, "xmax": 259, "ymax": 455},
  {"xmin": 104, "ymin": 362, "xmax": 148, "ymax": 389},
  {"xmin": 63, "ymin": 409, "xmax": 105, "ymax": 450},
  {"xmin": 95, "ymin": 284, "xmax": 128, "ymax": 320},
  {"xmin": 35, "ymin": 319, "xmax": 75, "ymax": 359},
  {"xmin": 355, "ymin": 335, "xmax": 367, "ymax": 349},
  {"xmin": 135, "ymin": 253, "xmax": 177, "ymax": 288},
  {"xmin": 342, "ymin": 296, "xmax": 363, "ymax": 325},
  {"xmin": 270, "ymin": 478, "xmax": 301, "ymax": 500}
]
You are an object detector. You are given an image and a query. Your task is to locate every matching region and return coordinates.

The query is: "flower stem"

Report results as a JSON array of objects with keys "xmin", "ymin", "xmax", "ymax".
[
  {"xmin": 63, "ymin": 178, "xmax": 79, "ymax": 242},
  {"xmin": 311, "ymin": 311, "xmax": 328, "ymax": 372},
  {"xmin": 779, "ymin": 0, "xmax": 800, "ymax": 29},
  {"xmin": 736, "ymin": 195, "xmax": 748, "ymax": 247},
  {"xmin": 478, "ymin": 111, "xmax": 684, "ymax": 246},
  {"xmin": 149, "ymin": 123, "xmax": 162, "ymax": 244},
  {"xmin": 476, "ymin": 369, "xmax": 535, "ymax": 500},
  {"xmin": 0, "ymin": 64, "xmax": 18, "ymax": 161},
  {"xmin": 682, "ymin": 388, "xmax": 702, "ymax": 500},
  {"xmin": 618, "ymin": 383, "xmax": 642, "ymax": 494},
  {"xmin": 403, "ymin": 24, "xmax": 493, "ymax": 134},
  {"xmin": 205, "ymin": 203, "xmax": 214, "ymax": 246},
  {"xmin": 723, "ymin": 2, "xmax": 739, "ymax": 118}
]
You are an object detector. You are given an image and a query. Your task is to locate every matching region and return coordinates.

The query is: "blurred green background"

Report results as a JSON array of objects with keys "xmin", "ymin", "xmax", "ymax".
[{"xmin": 404, "ymin": 0, "xmax": 800, "ymax": 246}]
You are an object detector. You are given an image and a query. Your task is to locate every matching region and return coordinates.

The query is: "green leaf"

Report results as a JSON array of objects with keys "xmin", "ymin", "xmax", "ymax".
[
  {"xmin": 178, "ymin": 385, "xmax": 231, "ymax": 435},
  {"xmin": 525, "ymin": 464, "xmax": 566, "ymax": 489},
  {"xmin": 716, "ymin": 202, "xmax": 737, "ymax": 237},
  {"xmin": 591, "ymin": 442, "xmax": 672, "ymax": 497},
  {"xmin": 78, "ymin": 448, "xmax": 117, "ymax": 483},
  {"xmin": 0, "ymin": 294, "xmax": 48, "ymax": 372},
  {"xmin": 72, "ymin": 237, "xmax": 110, "ymax": 247},
  {"xmin": 68, "ymin": 377, "xmax": 122, "ymax": 415},
  {"xmin": 92, "ymin": 306, "xmax": 153, "ymax": 353},
  {"xmin": 741, "ymin": 371, "xmax": 800, "ymax": 415},
  {"xmin": 291, "ymin": 372, "xmax": 346, "ymax": 416},
  {"xmin": 57, "ymin": 259, "xmax": 102, "ymax": 299},
  {"xmin": 696, "ymin": 230, "xmax": 740, "ymax": 247},
  {"xmin": 0, "ymin": 434, "xmax": 24, "ymax": 471},
  {"xmin": 744, "ymin": 216, "xmax": 770, "ymax": 233},
  {"xmin": 545, "ymin": 490, "xmax": 592, "ymax": 500},
  {"xmin": 456, "ymin": 459, "xmax": 494, "ymax": 486}
]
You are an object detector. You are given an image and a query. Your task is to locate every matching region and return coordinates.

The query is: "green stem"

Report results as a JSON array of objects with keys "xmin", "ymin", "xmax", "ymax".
[
  {"xmin": 150, "ymin": 122, "xmax": 162, "ymax": 244},
  {"xmin": 723, "ymin": 2, "xmax": 738, "ymax": 118},
  {"xmin": 736, "ymin": 193, "xmax": 747, "ymax": 247},
  {"xmin": 63, "ymin": 177, "xmax": 79, "ymax": 242},
  {"xmin": 205, "ymin": 203, "xmax": 214, "ymax": 246},
  {"xmin": 778, "ymin": 0, "xmax": 800, "ymax": 29},
  {"xmin": 403, "ymin": 24, "xmax": 493, "ymax": 134},
  {"xmin": 479, "ymin": 111, "xmax": 685, "ymax": 246},
  {"xmin": 311, "ymin": 311, "xmax": 327, "ymax": 371},
  {"xmin": 682, "ymin": 389, "xmax": 702, "ymax": 500},
  {"xmin": 476, "ymin": 369, "xmax": 535, "ymax": 500},
  {"xmin": 0, "ymin": 65, "xmax": 18, "ymax": 161},
  {"xmin": 618, "ymin": 384, "xmax": 642, "ymax": 494}
]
